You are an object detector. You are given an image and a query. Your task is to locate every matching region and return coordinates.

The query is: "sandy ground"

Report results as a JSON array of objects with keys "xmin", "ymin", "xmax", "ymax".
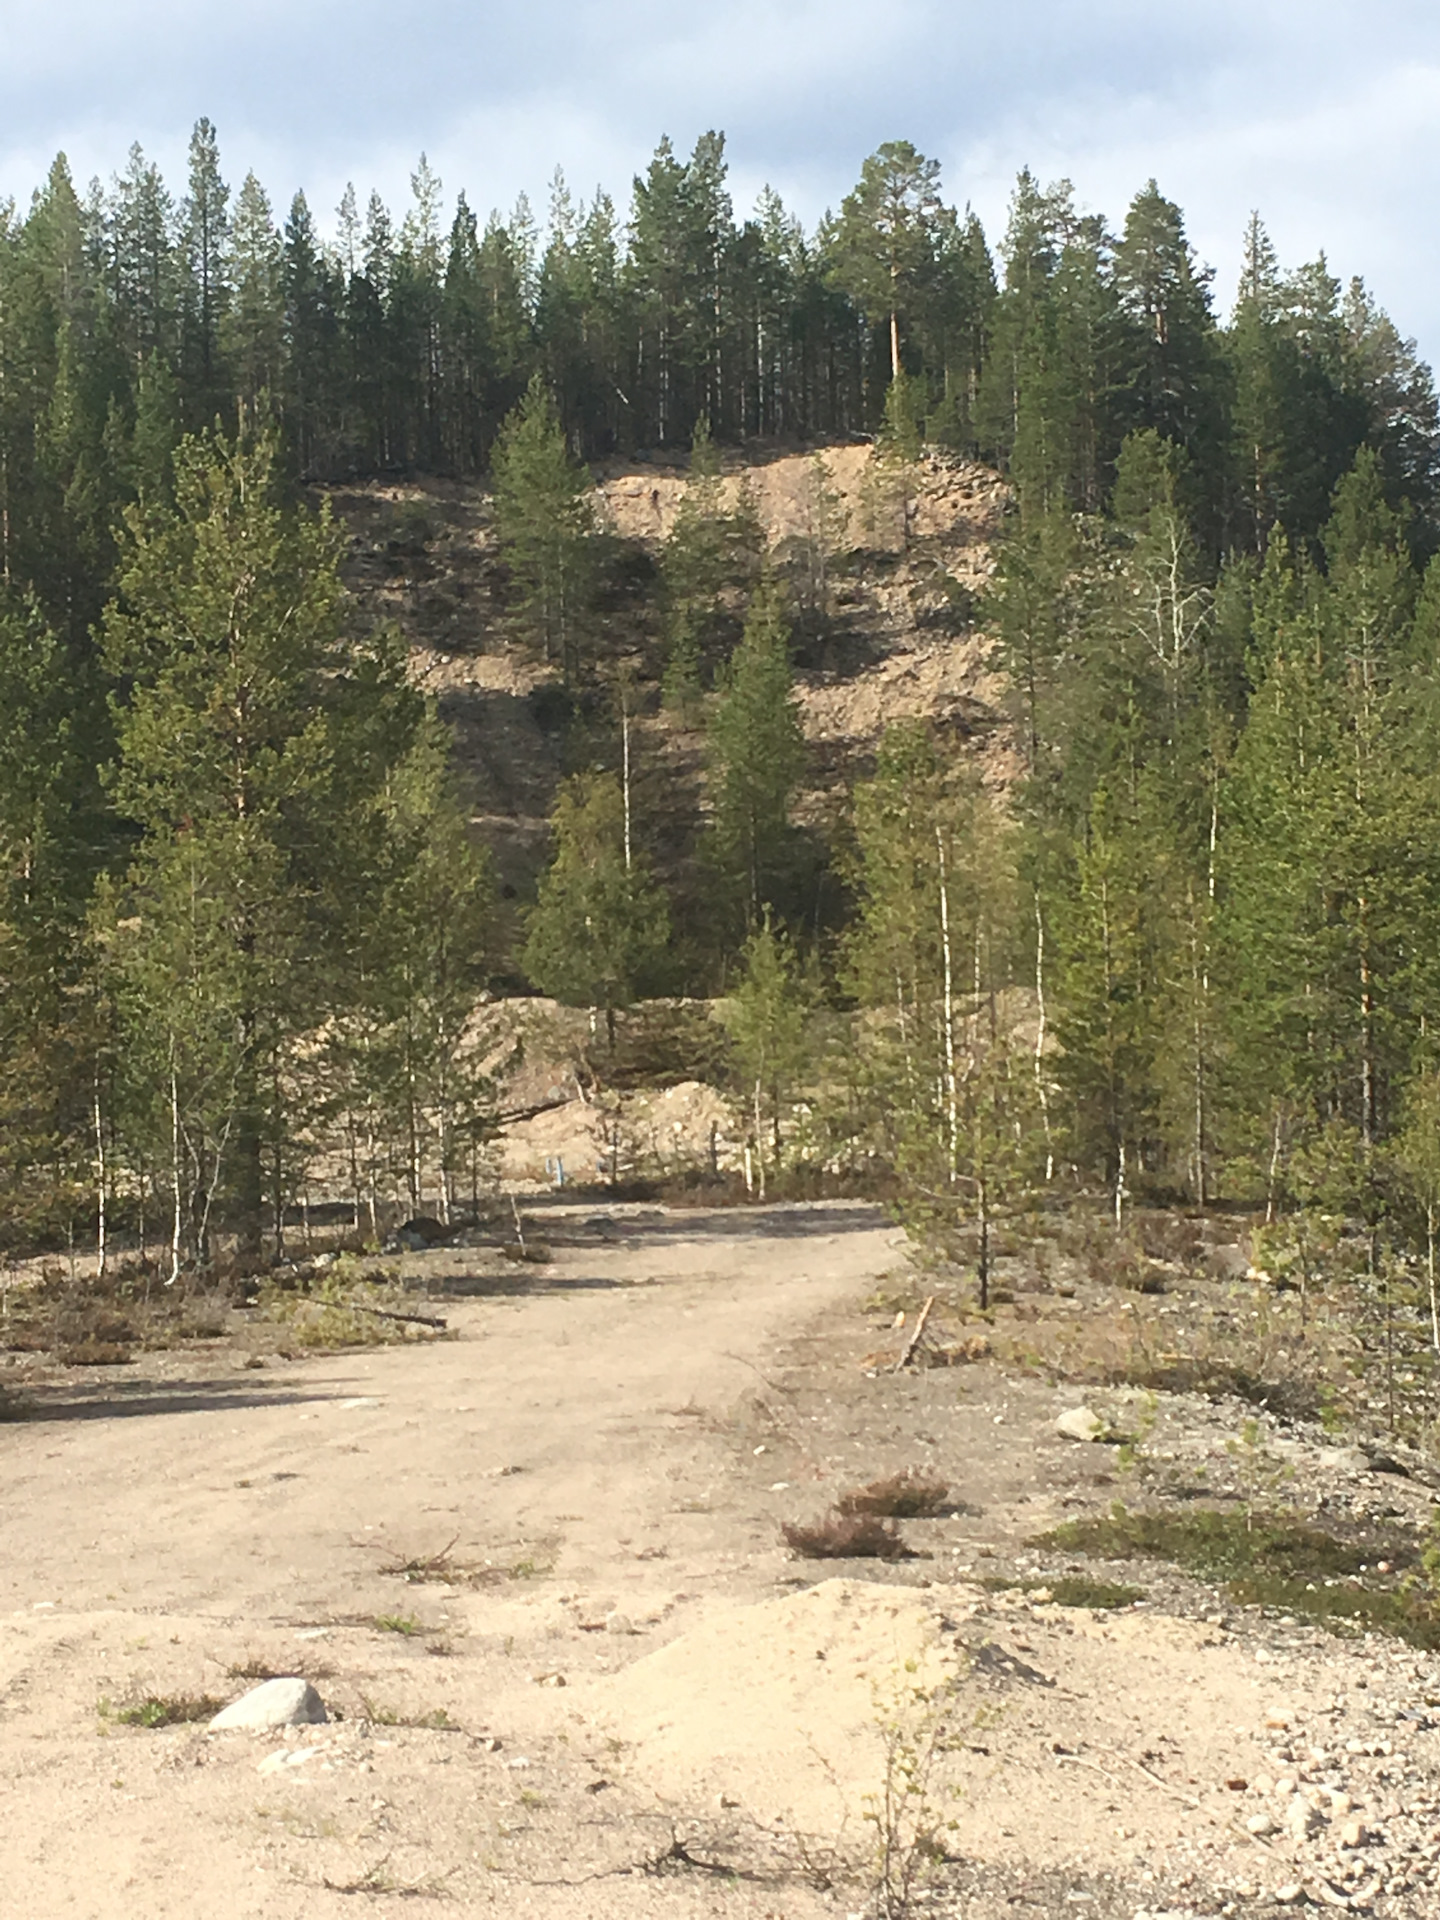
[{"xmin": 4, "ymin": 1203, "xmax": 1440, "ymax": 1918}]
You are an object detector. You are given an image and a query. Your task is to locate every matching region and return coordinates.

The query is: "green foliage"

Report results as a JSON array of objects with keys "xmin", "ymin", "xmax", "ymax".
[
  {"xmin": 660, "ymin": 414, "xmax": 762, "ymax": 690},
  {"xmin": 102, "ymin": 1693, "xmax": 222, "ymax": 1728},
  {"xmin": 490, "ymin": 373, "xmax": 597, "ymax": 685},
  {"xmin": 844, "ymin": 724, "xmax": 1038, "ymax": 1301},
  {"xmin": 706, "ymin": 581, "xmax": 805, "ymax": 932},
  {"xmin": 863, "ymin": 1664, "xmax": 964, "ymax": 1920},
  {"xmin": 2, "ymin": 126, "xmax": 1440, "ymax": 1280},
  {"xmin": 520, "ymin": 771, "xmax": 670, "ymax": 1042},
  {"xmin": 720, "ymin": 913, "xmax": 819, "ymax": 1192},
  {"xmin": 1036, "ymin": 1503, "xmax": 1440, "ymax": 1647}
]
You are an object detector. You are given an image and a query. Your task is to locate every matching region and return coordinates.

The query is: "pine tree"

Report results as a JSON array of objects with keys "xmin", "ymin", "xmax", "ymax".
[
  {"xmin": 830, "ymin": 142, "xmax": 943, "ymax": 387},
  {"xmin": 520, "ymin": 772, "xmax": 670, "ymax": 1046},
  {"xmin": 720, "ymin": 913, "xmax": 819, "ymax": 1195},
  {"xmin": 844, "ymin": 723, "xmax": 1027, "ymax": 1302},
  {"xmin": 179, "ymin": 118, "xmax": 230, "ymax": 426},
  {"xmin": 660, "ymin": 413, "xmax": 761, "ymax": 685},
  {"xmin": 101, "ymin": 428, "xmax": 422, "ymax": 1255},
  {"xmin": 224, "ymin": 172, "xmax": 284, "ymax": 417},
  {"xmin": 706, "ymin": 581, "xmax": 805, "ymax": 933},
  {"xmin": 490, "ymin": 372, "xmax": 597, "ymax": 685}
]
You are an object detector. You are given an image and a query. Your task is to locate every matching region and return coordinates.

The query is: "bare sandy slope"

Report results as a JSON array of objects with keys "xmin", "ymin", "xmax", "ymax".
[{"xmin": 4, "ymin": 1205, "xmax": 1439, "ymax": 1919}]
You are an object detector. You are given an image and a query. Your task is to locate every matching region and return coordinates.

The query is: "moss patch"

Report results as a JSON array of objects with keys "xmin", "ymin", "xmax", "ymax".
[{"xmin": 1031, "ymin": 1504, "xmax": 1440, "ymax": 1649}]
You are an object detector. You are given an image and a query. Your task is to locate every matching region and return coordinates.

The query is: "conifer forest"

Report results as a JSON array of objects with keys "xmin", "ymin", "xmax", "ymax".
[{"xmin": 6, "ymin": 116, "xmax": 1440, "ymax": 1344}]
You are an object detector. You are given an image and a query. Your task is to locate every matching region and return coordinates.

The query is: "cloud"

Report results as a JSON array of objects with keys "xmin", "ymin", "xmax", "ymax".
[{"xmin": 2, "ymin": 0, "xmax": 1437, "ymax": 354}]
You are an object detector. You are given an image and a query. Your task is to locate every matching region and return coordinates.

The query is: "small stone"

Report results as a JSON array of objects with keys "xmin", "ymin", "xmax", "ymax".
[
  {"xmin": 1272, "ymin": 1886, "xmax": 1304, "ymax": 1907},
  {"xmin": 1286, "ymin": 1795, "xmax": 1325, "ymax": 1838},
  {"xmin": 1340, "ymin": 1819, "xmax": 1370, "ymax": 1849},
  {"xmin": 209, "ymin": 1677, "xmax": 327, "ymax": 1732},
  {"xmin": 1055, "ymin": 1406, "xmax": 1105, "ymax": 1442},
  {"xmin": 256, "ymin": 1745, "xmax": 324, "ymax": 1776},
  {"xmin": 605, "ymin": 1611, "xmax": 636, "ymax": 1635},
  {"xmin": 1247, "ymin": 1813, "xmax": 1279, "ymax": 1836},
  {"xmin": 1318, "ymin": 1445, "xmax": 1372, "ymax": 1475}
]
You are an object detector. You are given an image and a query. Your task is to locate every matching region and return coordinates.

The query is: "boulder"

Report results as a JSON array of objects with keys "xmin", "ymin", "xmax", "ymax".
[
  {"xmin": 1317, "ymin": 1445, "xmax": 1372, "ymax": 1475},
  {"xmin": 389, "ymin": 1214, "xmax": 453, "ymax": 1252},
  {"xmin": 1055, "ymin": 1406, "xmax": 1105, "ymax": 1443},
  {"xmin": 209, "ymin": 1677, "xmax": 328, "ymax": 1732}
]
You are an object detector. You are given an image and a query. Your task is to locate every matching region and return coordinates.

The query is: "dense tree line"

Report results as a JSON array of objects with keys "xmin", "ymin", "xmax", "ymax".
[{"xmin": 5, "ymin": 119, "xmax": 1440, "ymax": 1295}]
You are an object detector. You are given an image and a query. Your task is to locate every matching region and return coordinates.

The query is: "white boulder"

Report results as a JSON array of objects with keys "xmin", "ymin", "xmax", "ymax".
[{"xmin": 209, "ymin": 1677, "xmax": 328, "ymax": 1732}]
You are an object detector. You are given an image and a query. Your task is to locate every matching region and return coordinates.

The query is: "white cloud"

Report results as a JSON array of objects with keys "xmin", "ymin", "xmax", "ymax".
[{"xmin": 2, "ymin": 0, "xmax": 1438, "ymax": 354}]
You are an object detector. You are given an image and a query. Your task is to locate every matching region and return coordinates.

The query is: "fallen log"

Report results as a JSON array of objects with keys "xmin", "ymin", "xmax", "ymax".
[{"xmin": 352, "ymin": 1303, "xmax": 448, "ymax": 1331}]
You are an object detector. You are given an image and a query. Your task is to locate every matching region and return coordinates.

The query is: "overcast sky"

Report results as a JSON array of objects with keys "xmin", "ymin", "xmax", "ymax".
[{"xmin": 2, "ymin": 1, "xmax": 1437, "ymax": 357}]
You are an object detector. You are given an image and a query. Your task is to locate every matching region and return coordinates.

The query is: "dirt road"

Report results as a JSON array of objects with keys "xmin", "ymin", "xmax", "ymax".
[{"xmin": 0, "ymin": 1204, "xmax": 898, "ymax": 1917}]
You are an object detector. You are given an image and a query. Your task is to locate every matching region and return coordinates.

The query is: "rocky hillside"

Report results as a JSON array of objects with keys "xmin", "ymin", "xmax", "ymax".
[{"xmin": 321, "ymin": 442, "xmax": 1012, "ymax": 909}]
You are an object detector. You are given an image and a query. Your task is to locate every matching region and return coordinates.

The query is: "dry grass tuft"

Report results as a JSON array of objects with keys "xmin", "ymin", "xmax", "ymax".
[
  {"xmin": 58, "ymin": 1340, "xmax": 133, "ymax": 1367},
  {"xmin": 782, "ymin": 1511, "xmax": 910, "ymax": 1560},
  {"xmin": 838, "ymin": 1469, "xmax": 950, "ymax": 1519}
]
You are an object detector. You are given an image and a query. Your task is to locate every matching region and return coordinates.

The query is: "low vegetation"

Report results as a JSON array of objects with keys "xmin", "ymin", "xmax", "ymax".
[
  {"xmin": 782, "ymin": 1512, "xmax": 911, "ymax": 1560},
  {"xmin": 100, "ymin": 1693, "xmax": 222, "ymax": 1729},
  {"xmin": 838, "ymin": 1470, "xmax": 951, "ymax": 1518},
  {"xmin": 1033, "ymin": 1504, "xmax": 1440, "ymax": 1648}
]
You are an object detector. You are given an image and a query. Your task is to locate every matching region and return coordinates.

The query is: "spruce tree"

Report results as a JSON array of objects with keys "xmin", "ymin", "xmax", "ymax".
[
  {"xmin": 706, "ymin": 581, "xmax": 805, "ymax": 933},
  {"xmin": 490, "ymin": 373, "xmax": 597, "ymax": 686},
  {"xmin": 520, "ymin": 772, "xmax": 670, "ymax": 1046}
]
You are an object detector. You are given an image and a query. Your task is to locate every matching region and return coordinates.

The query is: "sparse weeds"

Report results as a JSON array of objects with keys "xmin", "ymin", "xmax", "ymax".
[
  {"xmin": 1044, "ymin": 1575, "xmax": 1145, "ymax": 1609},
  {"xmin": 227, "ymin": 1655, "xmax": 333, "ymax": 1682},
  {"xmin": 356, "ymin": 1697, "xmax": 459, "ymax": 1731},
  {"xmin": 100, "ymin": 1691, "xmax": 221, "ymax": 1728},
  {"xmin": 993, "ymin": 1266, "xmax": 1332, "ymax": 1423},
  {"xmin": 2, "ymin": 1257, "xmax": 235, "ymax": 1364},
  {"xmin": 373, "ymin": 1613, "xmax": 428, "ymax": 1636},
  {"xmin": 864, "ymin": 1665, "xmax": 966, "ymax": 1920},
  {"xmin": 370, "ymin": 1534, "xmax": 550, "ymax": 1589},
  {"xmin": 980, "ymin": 1573, "xmax": 1144, "ymax": 1610},
  {"xmin": 378, "ymin": 1539, "xmax": 462, "ymax": 1584},
  {"xmin": 321, "ymin": 1849, "xmax": 452, "ymax": 1898},
  {"xmin": 782, "ymin": 1511, "xmax": 911, "ymax": 1560},
  {"xmin": 838, "ymin": 1470, "xmax": 950, "ymax": 1519}
]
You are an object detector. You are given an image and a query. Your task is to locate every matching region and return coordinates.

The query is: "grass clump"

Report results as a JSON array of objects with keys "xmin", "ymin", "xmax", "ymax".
[
  {"xmin": 839, "ymin": 1469, "xmax": 951, "ymax": 1519},
  {"xmin": 3, "ymin": 1258, "xmax": 235, "ymax": 1363},
  {"xmin": 373, "ymin": 1612, "xmax": 427, "ymax": 1636},
  {"xmin": 1032, "ymin": 1503, "xmax": 1440, "ymax": 1648},
  {"xmin": 102, "ymin": 1692, "xmax": 222, "ymax": 1728},
  {"xmin": 357, "ymin": 1697, "xmax": 459, "ymax": 1729},
  {"xmin": 783, "ymin": 1511, "xmax": 911, "ymax": 1560},
  {"xmin": 1034, "ymin": 1505, "xmax": 1378, "ymax": 1581},
  {"xmin": 978, "ymin": 1573, "xmax": 1145, "ymax": 1609},
  {"xmin": 1047, "ymin": 1575, "xmax": 1146, "ymax": 1609}
]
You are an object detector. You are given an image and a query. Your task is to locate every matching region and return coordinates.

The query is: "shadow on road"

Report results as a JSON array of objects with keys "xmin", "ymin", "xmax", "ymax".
[{"xmin": 11, "ymin": 1377, "xmax": 351, "ymax": 1424}]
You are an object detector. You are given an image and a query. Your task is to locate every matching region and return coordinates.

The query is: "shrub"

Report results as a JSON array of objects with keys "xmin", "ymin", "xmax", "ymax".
[{"xmin": 782, "ymin": 1512, "xmax": 910, "ymax": 1559}]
